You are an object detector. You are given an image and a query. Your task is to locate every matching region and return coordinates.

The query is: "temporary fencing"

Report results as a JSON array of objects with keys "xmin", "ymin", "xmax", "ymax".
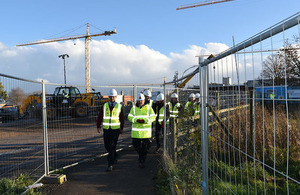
[
  {"xmin": 163, "ymin": 12, "xmax": 300, "ymax": 194},
  {"xmin": 0, "ymin": 75, "xmax": 170, "ymax": 194}
]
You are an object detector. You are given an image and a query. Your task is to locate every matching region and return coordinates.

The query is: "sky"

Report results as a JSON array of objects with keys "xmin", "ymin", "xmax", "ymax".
[{"xmin": 0, "ymin": 0, "xmax": 299, "ymax": 88}]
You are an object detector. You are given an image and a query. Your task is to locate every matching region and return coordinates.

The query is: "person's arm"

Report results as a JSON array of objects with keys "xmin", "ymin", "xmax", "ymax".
[
  {"xmin": 128, "ymin": 106, "xmax": 135, "ymax": 123},
  {"xmin": 166, "ymin": 104, "xmax": 170, "ymax": 121}
]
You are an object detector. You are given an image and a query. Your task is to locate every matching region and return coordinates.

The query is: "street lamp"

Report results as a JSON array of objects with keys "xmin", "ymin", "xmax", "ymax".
[{"xmin": 58, "ymin": 54, "xmax": 69, "ymax": 84}]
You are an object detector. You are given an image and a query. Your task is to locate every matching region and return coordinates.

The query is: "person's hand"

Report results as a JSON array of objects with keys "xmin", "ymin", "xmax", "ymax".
[
  {"xmin": 137, "ymin": 119, "xmax": 145, "ymax": 123},
  {"xmin": 97, "ymin": 126, "xmax": 103, "ymax": 134}
]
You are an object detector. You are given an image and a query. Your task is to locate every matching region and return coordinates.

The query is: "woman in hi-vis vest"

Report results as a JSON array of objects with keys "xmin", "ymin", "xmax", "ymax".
[{"xmin": 128, "ymin": 93, "xmax": 155, "ymax": 168}]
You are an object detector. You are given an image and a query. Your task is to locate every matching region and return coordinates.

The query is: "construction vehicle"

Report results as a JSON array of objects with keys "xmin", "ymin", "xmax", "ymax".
[{"xmin": 20, "ymin": 86, "xmax": 109, "ymax": 119}]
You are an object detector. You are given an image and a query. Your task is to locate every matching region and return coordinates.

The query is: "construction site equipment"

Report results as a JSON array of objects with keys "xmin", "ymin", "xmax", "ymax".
[
  {"xmin": 17, "ymin": 24, "xmax": 117, "ymax": 93},
  {"xmin": 177, "ymin": 0, "xmax": 235, "ymax": 10},
  {"xmin": 20, "ymin": 86, "xmax": 109, "ymax": 119}
]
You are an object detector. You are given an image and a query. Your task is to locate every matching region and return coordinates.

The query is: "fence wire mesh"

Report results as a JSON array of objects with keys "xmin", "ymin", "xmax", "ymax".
[
  {"xmin": 164, "ymin": 12, "xmax": 300, "ymax": 194},
  {"xmin": 0, "ymin": 75, "xmax": 45, "ymax": 182}
]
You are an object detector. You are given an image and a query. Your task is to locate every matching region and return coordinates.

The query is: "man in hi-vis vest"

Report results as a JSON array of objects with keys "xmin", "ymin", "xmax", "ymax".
[
  {"xmin": 167, "ymin": 93, "xmax": 182, "ymax": 124},
  {"xmin": 128, "ymin": 93, "xmax": 155, "ymax": 168},
  {"xmin": 97, "ymin": 89, "xmax": 124, "ymax": 172}
]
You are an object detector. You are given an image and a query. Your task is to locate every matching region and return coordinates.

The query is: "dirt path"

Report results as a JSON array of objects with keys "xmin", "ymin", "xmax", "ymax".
[{"xmin": 40, "ymin": 146, "xmax": 161, "ymax": 195}]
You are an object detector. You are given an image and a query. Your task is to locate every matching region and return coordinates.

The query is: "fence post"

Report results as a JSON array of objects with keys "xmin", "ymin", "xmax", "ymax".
[
  {"xmin": 163, "ymin": 78, "xmax": 167, "ymax": 156},
  {"xmin": 200, "ymin": 57, "xmax": 209, "ymax": 194},
  {"xmin": 250, "ymin": 90, "xmax": 254, "ymax": 150},
  {"xmin": 170, "ymin": 117, "xmax": 177, "ymax": 163},
  {"xmin": 42, "ymin": 81, "xmax": 49, "ymax": 176},
  {"xmin": 133, "ymin": 84, "xmax": 137, "ymax": 104}
]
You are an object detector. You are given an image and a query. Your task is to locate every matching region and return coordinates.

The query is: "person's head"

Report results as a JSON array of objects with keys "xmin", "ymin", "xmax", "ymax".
[
  {"xmin": 137, "ymin": 93, "xmax": 145, "ymax": 107},
  {"xmin": 195, "ymin": 93, "xmax": 200, "ymax": 102},
  {"xmin": 143, "ymin": 90, "xmax": 152, "ymax": 100},
  {"xmin": 156, "ymin": 93, "xmax": 164, "ymax": 104},
  {"xmin": 109, "ymin": 89, "xmax": 117, "ymax": 103},
  {"xmin": 171, "ymin": 93, "xmax": 178, "ymax": 103},
  {"xmin": 189, "ymin": 93, "xmax": 195, "ymax": 102}
]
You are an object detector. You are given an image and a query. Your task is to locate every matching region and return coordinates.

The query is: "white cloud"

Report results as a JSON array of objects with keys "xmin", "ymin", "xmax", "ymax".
[{"xmin": 1, "ymin": 40, "xmax": 261, "ymax": 90}]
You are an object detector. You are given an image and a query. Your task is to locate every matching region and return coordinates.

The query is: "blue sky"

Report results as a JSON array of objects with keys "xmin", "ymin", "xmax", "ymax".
[
  {"xmin": 0, "ymin": 0, "xmax": 299, "ymax": 86},
  {"xmin": 1, "ymin": 0, "xmax": 299, "ymax": 53}
]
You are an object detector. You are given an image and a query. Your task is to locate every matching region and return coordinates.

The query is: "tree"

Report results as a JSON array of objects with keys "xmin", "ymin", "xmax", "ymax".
[
  {"xmin": 261, "ymin": 38, "xmax": 300, "ymax": 85},
  {"xmin": 261, "ymin": 54, "xmax": 286, "ymax": 85},
  {"xmin": 278, "ymin": 39, "xmax": 300, "ymax": 79},
  {"xmin": 8, "ymin": 87, "xmax": 27, "ymax": 106},
  {"xmin": 0, "ymin": 82, "xmax": 8, "ymax": 101}
]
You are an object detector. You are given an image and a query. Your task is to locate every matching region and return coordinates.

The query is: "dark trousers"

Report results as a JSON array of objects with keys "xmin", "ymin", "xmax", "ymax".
[
  {"xmin": 103, "ymin": 129, "xmax": 120, "ymax": 166},
  {"xmin": 132, "ymin": 138, "xmax": 151, "ymax": 163},
  {"xmin": 155, "ymin": 123, "xmax": 163, "ymax": 148}
]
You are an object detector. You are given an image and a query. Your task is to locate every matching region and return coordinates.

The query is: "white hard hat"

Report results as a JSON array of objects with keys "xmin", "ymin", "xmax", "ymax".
[
  {"xmin": 109, "ymin": 89, "xmax": 118, "ymax": 96},
  {"xmin": 171, "ymin": 93, "xmax": 178, "ymax": 99},
  {"xmin": 137, "ymin": 93, "xmax": 145, "ymax": 101},
  {"xmin": 189, "ymin": 93, "xmax": 195, "ymax": 98},
  {"xmin": 195, "ymin": 93, "xmax": 200, "ymax": 98},
  {"xmin": 143, "ymin": 90, "xmax": 152, "ymax": 97},
  {"xmin": 156, "ymin": 93, "xmax": 164, "ymax": 101}
]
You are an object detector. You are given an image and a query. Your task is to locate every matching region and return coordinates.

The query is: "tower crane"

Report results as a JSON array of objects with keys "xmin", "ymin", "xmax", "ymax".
[
  {"xmin": 177, "ymin": 0, "xmax": 235, "ymax": 10},
  {"xmin": 16, "ymin": 24, "xmax": 117, "ymax": 93}
]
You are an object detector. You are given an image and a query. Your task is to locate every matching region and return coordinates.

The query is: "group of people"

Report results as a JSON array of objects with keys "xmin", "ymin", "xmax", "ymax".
[{"xmin": 96, "ymin": 89, "xmax": 201, "ymax": 171}]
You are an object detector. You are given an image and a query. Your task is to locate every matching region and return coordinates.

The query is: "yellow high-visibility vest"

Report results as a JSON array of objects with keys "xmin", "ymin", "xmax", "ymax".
[
  {"xmin": 103, "ymin": 102, "xmax": 122, "ymax": 130},
  {"xmin": 185, "ymin": 101, "xmax": 192, "ymax": 109},
  {"xmin": 167, "ymin": 102, "xmax": 180, "ymax": 124},
  {"xmin": 157, "ymin": 106, "xmax": 165, "ymax": 125},
  {"xmin": 146, "ymin": 99, "xmax": 153, "ymax": 107},
  {"xmin": 128, "ymin": 104, "xmax": 155, "ymax": 138},
  {"xmin": 169, "ymin": 102, "xmax": 180, "ymax": 118},
  {"xmin": 194, "ymin": 102, "xmax": 200, "ymax": 115}
]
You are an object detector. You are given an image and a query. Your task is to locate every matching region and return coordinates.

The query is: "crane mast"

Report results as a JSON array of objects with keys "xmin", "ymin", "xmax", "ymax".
[
  {"xmin": 85, "ymin": 24, "xmax": 91, "ymax": 93},
  {"xmin": 17, "ymin": 24, "xmax": 117, "ymax": 93}
]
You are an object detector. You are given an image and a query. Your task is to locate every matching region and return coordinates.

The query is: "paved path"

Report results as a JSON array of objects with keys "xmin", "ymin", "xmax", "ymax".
[{"xmin": 40, "ymin": 146, "xmax": 161, "ymax": 195}]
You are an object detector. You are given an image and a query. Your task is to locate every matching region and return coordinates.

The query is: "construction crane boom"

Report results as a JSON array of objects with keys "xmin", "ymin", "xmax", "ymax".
[
  {"xmin": 16, "ymin": 30, "xmax": 116, "ymax": 47},
  {"xmin": 177, "ymin": 0, "xmax": 235, "ymax": 10},
  {"xmin": 16, "ymin": 24, "xmax": 117, "ymax": 93}
]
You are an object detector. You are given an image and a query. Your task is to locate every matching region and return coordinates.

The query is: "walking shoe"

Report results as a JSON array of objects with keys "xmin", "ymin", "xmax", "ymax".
[{"xmin": 106, "ymin": 165, "xmax": 113, "ymax": 172}]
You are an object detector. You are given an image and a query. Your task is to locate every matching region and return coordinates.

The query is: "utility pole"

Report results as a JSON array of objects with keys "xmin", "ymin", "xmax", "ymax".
[{"xmin": 59, "ymin": 54, "xmax": 69, "ymax": 84}]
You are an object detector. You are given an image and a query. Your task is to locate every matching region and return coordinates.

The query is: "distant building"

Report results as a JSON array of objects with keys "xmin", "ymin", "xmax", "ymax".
[{"xmin": 223, "ymin": 77, "xmax": 231, "ymax": 85}]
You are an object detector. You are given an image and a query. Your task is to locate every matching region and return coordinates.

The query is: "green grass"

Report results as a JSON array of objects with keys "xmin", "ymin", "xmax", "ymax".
[{"xmin": 0, "ymin": 174, "xmax": 42, "ymax": 195}]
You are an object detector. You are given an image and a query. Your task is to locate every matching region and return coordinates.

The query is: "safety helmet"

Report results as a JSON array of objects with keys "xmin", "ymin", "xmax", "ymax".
[
  {"xmin": 195, "ymin": 93, "xmax": 200, "ymax": 98},
  {"xmin": 189, "ymin": 93, "xmax": 195, "ymax": 98},
  {"xmin": 156, "ymin": 93, "xmax": 164, "ymax": 101},
  {"xmin": 171, "ymin": 93, "xmax": 178, "ymax": 99},
  {"xmin": 109, "ymin": 89, "xmax": 118, "ymax": 96},
  {"xmin": 143, "ymin": 90, "xmax": 152, "ymax": 97},
  {"xmin": 137, "ymin": 93, "xmax": 145, "ymax": 101}
]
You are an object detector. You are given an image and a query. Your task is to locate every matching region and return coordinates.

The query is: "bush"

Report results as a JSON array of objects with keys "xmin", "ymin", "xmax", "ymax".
[{"xmin": 0, "ymin": 174, "xmax": 41, "ymax": 195}]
